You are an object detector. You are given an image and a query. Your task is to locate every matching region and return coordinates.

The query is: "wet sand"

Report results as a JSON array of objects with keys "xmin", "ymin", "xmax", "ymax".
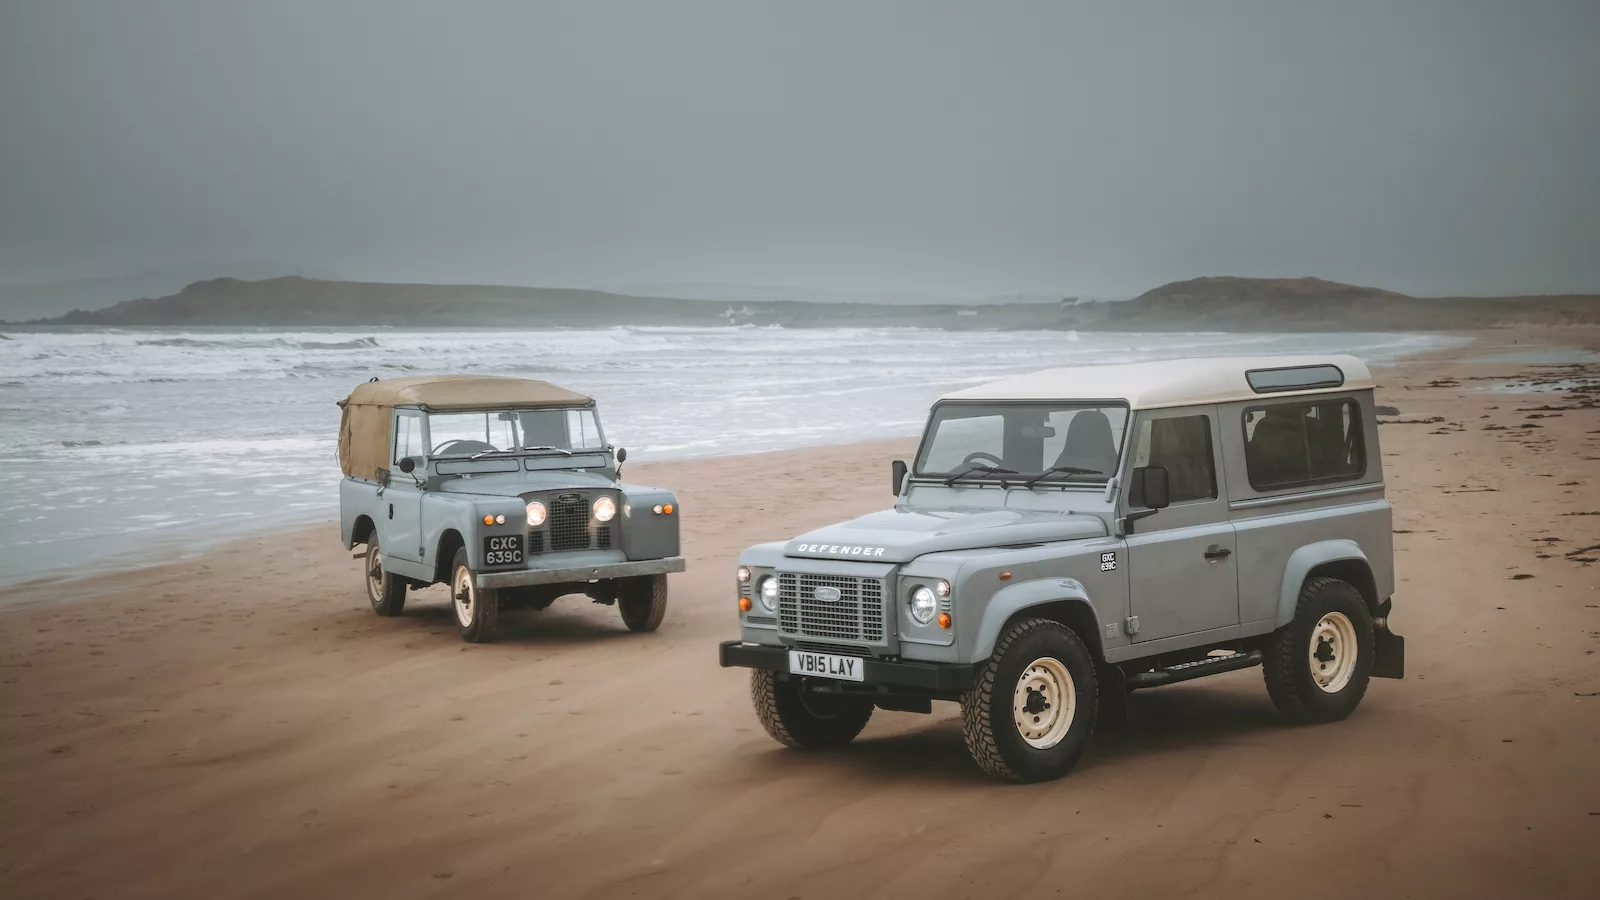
[{"xmin": 2, "ymin": 329, "xmax": 1598, "ymax": 899}]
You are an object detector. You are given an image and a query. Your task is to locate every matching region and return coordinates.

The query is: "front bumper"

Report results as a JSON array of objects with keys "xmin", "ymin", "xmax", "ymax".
[
  {"xmin": 718, "ymin": 640, "xmax": 978, "ymax": 692},
  {"xmin": 477, "ymin": 556, "xmax": 685, "ymax": 589}
]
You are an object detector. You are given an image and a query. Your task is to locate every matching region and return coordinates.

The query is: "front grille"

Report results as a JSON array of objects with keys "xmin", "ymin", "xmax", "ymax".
[
  {"xmin": 528, "ymin": 532, "xmax": 545, "ymax": 554},
  {"xmin": 777, "ymin": 573, "xmax": 885, "ymax": 643},
  {"xmin": 549, "ymin": 494, "xmax": 591, "ymax": 551}
]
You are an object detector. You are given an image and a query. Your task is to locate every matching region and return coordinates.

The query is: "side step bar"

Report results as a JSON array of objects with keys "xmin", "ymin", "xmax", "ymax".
[{"xmin": 1125, "ymin": 650, "xmax": 1262, "ymax": 690}]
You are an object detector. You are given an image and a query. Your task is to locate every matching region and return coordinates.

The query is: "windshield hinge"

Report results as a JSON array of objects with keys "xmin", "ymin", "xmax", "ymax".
[{"xmin": 1124, "ymin": 615, "xmax": 1141, "ymax": 635}]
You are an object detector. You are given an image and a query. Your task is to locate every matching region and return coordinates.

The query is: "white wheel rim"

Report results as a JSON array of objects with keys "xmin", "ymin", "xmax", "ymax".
[
  {"xmin": 1013, "ymin": 657, "xmax": 1077, "ymax": 749},
  {"xmin": 366, "ymin": 544, "xmax": 383, "ymax": 601},
  {"xmin": 1309, "ymin": 612, "xmax": 1358, "ymax": 693},
  {"xmin": 453, "ymin": 566, "xmax": 476, "ymax": 628}
]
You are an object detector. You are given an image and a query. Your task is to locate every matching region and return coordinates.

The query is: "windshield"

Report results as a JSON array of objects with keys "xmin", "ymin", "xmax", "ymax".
[
  {"xmin": 914, "ymin": 402, "xmax": 1128, "ymax": 483},
  {"xmin": 427, "ymin": 407, "xmax": 606, "ymax": 457}
]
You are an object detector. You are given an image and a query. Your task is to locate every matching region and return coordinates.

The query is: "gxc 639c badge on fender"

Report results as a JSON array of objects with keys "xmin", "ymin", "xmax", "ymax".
[{"xmin": 482, "ymin": 534, "xmax": 524, "ymax": 567}]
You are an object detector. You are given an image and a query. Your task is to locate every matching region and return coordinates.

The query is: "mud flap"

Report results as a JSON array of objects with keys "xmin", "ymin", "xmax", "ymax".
[{"xmin": 1372, "ymin": 626, "xmax": 1405, "ymax": 679}]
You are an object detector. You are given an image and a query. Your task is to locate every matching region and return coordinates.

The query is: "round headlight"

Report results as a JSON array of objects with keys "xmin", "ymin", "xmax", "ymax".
[
  {"xmin": 758, "ymin": 576, "xmax": 779, "ymax": 612},
  {"xmin": 525, "ymin": 500, "xmax": 548, "ymax": 528},
  {"xmin": 737, "ymin": 566, "xmax": 751, "ymax": 584},
  {"xmin": 593, "ymin": 495, "xmax": 617, "ymax": 523},
  {"xmin": 909, "ymin": 586, "xmax": 938, "ymax": 625}
]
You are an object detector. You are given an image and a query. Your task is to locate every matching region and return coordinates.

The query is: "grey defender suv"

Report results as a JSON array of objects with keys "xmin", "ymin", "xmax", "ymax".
[
  {"xmin": 721, "ymin": 355, "xmax": 1404, "ymax": 782},
  {"xmin": 338, "ymin": 375, "xmax": 684, "ymax": 642}
]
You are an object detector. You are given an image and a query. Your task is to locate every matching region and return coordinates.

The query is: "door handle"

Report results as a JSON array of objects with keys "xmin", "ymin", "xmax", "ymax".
[{"xmin": 1203, "ymin": 545, "xmax": 1232, "ymax": 561}]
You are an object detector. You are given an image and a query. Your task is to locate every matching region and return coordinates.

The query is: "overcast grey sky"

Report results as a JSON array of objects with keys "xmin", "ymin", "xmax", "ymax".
[{"xmin": 1, "ymin": 1, "xmax": 1595, "ymax": 297}]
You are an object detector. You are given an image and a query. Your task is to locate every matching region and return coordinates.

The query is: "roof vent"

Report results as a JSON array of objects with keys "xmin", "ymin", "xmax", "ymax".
[{"xmin": 1245, "ymin": 364, "xmax": 1344, "ymax": 394}]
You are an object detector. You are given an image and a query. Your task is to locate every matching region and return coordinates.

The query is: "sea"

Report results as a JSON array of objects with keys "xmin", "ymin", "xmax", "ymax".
[{"xmin": 0, "ymin": 326, "xmax": 1460, "ymax": 589}]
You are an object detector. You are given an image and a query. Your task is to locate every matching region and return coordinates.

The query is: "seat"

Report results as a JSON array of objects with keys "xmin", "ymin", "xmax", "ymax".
[
  {"xmin": 1053, "ymin": 410, "xmax": 1118, "ymax": 476},
  {"xmin": 1246, "ymin": 407, "xmax": 1309, "ymax": 485}
]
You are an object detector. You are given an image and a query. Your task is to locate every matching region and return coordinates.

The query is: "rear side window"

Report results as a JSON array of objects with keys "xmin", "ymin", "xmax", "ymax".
[
  {"xmin": 1127, "ymin": 414, "xmax": 1217, "ymax": 506},
  {"xmin": 1243, "ymin": 399, "xmax": 1366, "ymax": 490}
]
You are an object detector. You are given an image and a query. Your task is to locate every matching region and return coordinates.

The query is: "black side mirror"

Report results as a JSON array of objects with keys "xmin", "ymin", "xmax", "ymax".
[
  {"xmin": 398, "ymin": 457, "xmax": 416, "ymax": 474},
  {"xmin": 615, "ymin": 447, "xmax": 628, "ymax": 464},
  {"xmin": 1135, "ymin": 465, "xmax": 1170, "ymax": 509},
  {"xmin": 891, "ymin": 459, "xmax": 908, "ymax": 496}
]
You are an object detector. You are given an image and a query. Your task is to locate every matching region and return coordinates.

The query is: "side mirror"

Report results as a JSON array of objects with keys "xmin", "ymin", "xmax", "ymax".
[
  {"xmin": 1134, "ymin": 465, "xmax": 1170, "ymax": 509},
  {"xmin": 398, "ymin": 457, "xmax": 416, "ymax": 474},
  {"xmin": 891, "ymin": 459, "xmax": 908, "ymax": 496},
  {"xmin": 615, "ymin": 447, "xmax": 628, "ymax": 464}
]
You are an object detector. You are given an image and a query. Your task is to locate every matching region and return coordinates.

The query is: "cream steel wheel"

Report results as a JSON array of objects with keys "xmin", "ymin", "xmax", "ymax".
[
  {"xmin": 366, "ymin": 543, "xmax": 385, "ymax": 603},
  {"xmin": 449, "ymin": 547, "xmax": 499, "ymax": 642},
  {"xmin": 1013, "ymin": 657, "xmax": 1077, "ymax": 749},
  {"xmin": 1309, "ymin": 611, "xmax": 1359, "ymax": 693},
  {"xmin": 452, "ymin": 564, "xmax": 477, "ymax": 629}
]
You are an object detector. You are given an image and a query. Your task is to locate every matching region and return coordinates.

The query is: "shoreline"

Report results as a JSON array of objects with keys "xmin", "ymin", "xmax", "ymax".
[{"xmin": 0, "ymin": 325, "xmax": 1472, "ymax": 592}]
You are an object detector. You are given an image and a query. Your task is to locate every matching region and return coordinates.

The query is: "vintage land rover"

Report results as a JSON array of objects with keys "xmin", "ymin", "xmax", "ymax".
[
  {"xmin": 337, "ymin": 375, "xmax": 684, "ymax": 642},
  {"xmin": 720, "ymin": 355, "xmax": 1404, "ymax": 782}
]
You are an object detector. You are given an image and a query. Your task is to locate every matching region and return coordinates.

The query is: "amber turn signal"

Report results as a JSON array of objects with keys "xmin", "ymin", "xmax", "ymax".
[
  {"xmin": 483, "ymin": 514, "xmax": 495, "ymax": 526},
  {"xmin": 998, "ymin": 571, "xmax": 1013, "ymax": 581},
  {"xmin": 662, "ymin": 503, "xmax": 674, "ymax": 515},
  {"xmin": 738, "ymin": 596, "xmax": 752, "ymax": 612},
  {"xmin": 938, "ymin": 612, "xmax": 952, "ymax": 629}
]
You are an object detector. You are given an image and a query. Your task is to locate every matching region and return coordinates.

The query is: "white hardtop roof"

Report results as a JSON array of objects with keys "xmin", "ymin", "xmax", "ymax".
[{"xmin": 942, "ymin": 355, "xmax": 1374, "ymax": 410}]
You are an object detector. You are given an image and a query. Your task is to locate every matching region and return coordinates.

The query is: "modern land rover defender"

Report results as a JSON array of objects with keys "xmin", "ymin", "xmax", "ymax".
[{"xmin": 720, "ymin": 356, "xmax": 1404, "ymax": 782}]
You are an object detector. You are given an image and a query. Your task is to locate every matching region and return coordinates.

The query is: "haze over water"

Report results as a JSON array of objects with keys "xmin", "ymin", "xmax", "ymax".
[{"xmin": 0, "ymin": 326, "xmax": 1457, "ymax": 589}]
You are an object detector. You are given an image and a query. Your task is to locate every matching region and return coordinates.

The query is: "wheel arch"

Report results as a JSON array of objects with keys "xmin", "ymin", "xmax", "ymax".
[
  {"xmin": 1277, "ymin": 540, "xmax": 1380, "ymax": 628},
  {"xmin": 433, "ymin": 529, "xmax": 467, "ymax": 584},
  {"xmin": 350, "ymin": 515, "xmax": 376, "ymax": 548},
  {"xmin": 971, "ymin": 579, "xmax": 1105, "ymax": 663}
]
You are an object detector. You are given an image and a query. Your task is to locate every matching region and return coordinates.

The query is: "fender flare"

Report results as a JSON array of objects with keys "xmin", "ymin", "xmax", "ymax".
[
  {"xmin": 1276, "ymin": 539, "xmax": 1371, "ymax": 628},
  {"xmin": 970, "ymin": 577, "xmax": 1102, "ymax": 661}
]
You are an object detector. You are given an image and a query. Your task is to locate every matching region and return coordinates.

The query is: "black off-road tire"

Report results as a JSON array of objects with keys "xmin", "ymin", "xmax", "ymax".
[
  {"xmin": 450, "ymin": 547, "xmax": 500, "ymax": 643},
  {"xmin": 364, "ymin": 536, "xmax": 407, "ymax": 617},
  {"xmin": 619, "ymin": 573, "xmax": 668, "ymax": 632},
  {"xmin": 1263, "ymin": 576, "xmax": 1374, "ymax": 723},
  {"xmin": 750, "ymin": 669, "xmax": 874, "ymax": 750},
  {"xmin": 960, "ymin": 618, "xmax": 1099, "ymax": 783}
]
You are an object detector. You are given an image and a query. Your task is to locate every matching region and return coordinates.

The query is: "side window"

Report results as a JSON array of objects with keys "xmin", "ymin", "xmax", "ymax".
[
  {"xmin": 393, "ymin": 414, "xmax": 421, "ymax": 464},
  {"xmin": 1128, "ymin": 414, "xmax": 1217, "ymax": 507},
  {"xmin": 1243, "ymin": 399, "xmax": 1365, "ymax": 490}
]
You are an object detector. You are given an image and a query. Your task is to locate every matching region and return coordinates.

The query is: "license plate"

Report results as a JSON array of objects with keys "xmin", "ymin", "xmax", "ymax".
[
  {"xmin": 787, "ymin": 650, "xmax": 864, "ymax": 682},
  {"xmin": 482, "ymin": 534, "xmax": 524, "ymax": 567}
]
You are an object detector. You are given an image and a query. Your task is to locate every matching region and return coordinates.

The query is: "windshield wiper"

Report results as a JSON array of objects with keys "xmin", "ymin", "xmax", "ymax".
[
  {"xmin": 944, "ymin": 464, "xmax": 1019, "ymax": 487},
  {"xmin": 469, "ymin": 448, "xmax": 516, "ymax": 459},
  {"xmin": 522, "ymin": 445, "xmax": 574, "ymax": 456},
  {"xmin": 1021, "ymin": 465, "xmax": 1103, "ymax": 489}
]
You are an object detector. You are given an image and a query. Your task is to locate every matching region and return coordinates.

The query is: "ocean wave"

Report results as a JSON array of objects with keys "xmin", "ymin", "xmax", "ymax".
[{"xmin": 135, "ymin": 336, "xmax": 379, "ymax": 351}]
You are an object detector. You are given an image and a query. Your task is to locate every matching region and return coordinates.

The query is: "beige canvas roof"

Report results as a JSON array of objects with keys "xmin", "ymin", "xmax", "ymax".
[
  {"xmin": 337, "ymin": 375, "xmax": 592, "ymax": 481},
  {"xmin": 943, "ymin": 355, "xmax": 1374, "ymax": 410},
  {"xmin": 340, "ymin": 374, "xmax": 592, "ymax": 411}
]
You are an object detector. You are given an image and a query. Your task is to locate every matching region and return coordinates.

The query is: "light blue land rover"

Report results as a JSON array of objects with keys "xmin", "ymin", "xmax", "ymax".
[
  {"xmin": 721, "ymin": 356, "xmax": 1405, "ymax": 782},
  {"xmin": 338, "ymin": 375, "xmax": 684, "ymax": 642}
]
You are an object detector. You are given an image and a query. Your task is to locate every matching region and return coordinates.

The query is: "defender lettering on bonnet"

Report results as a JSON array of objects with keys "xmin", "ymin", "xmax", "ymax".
[{"xmin": 795, "ymin": 544, "xmax": 888, "ymax": 557}]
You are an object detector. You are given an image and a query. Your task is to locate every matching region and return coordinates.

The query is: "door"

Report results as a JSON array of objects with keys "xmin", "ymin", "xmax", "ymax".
[
  {"xmin": 385, "ymin": 410, "xmax": 425, "ymax": 562},
  {"xmin": 1122, "ymin": 406, "xmax": 1239, "ymax": 643}
]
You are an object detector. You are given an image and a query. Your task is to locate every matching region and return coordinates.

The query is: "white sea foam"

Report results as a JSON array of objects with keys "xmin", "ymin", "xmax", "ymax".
[{"xmin": 0, "ymin": 325, "xmax": 1461, "ymax": 589}]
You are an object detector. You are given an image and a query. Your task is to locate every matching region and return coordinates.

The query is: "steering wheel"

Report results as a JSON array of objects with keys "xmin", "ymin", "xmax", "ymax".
[
  {"xmin": 960, "ymin": 451, "xmax": 1005, "ymax": 468},
  {"xmin": 431, "ymin": 438, "xmax": 498, "ymax": 456}
]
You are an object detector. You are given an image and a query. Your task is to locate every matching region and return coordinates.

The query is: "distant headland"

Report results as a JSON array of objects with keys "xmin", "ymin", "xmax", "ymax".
[{"xmin": 5, "ymin": 274, "xmax": 1595, "ymax": 331}]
